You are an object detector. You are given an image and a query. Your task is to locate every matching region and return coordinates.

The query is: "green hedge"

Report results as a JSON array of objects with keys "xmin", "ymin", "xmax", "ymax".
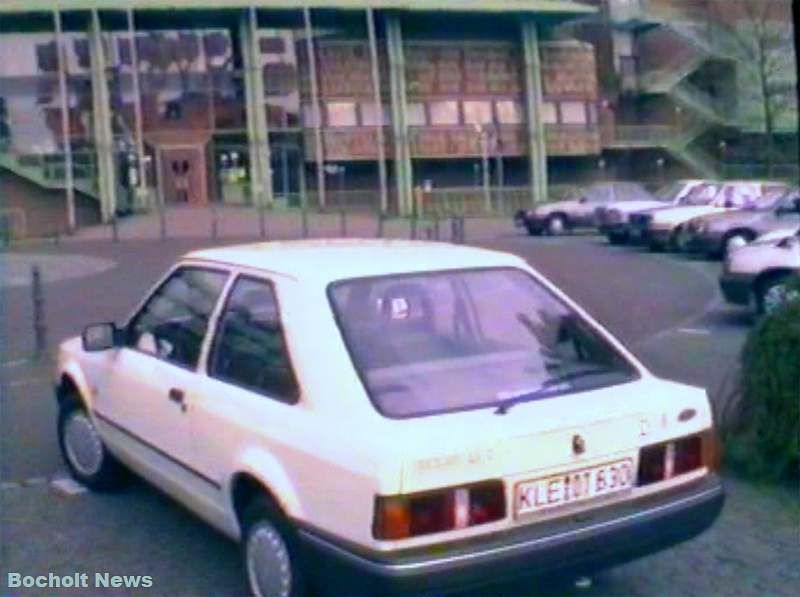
[{"xmin": 724, "ymin": 276, "xmax": 800, "ymax": 482}]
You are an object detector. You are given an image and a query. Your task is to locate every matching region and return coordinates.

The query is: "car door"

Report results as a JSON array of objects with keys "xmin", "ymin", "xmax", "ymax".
[
  {"xmin": 189, "ymin": 274, "xmax": 302, "ymax": 494},
  {"xmin": 93, "ymin": 265, "xmax": 229, "ymax": 487}
]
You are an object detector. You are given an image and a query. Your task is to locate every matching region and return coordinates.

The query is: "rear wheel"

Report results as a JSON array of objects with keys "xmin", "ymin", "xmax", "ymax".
[
  {"xmin": 243, "ymin": 498, "xmax": 305, "ymax": 597},
  {"xmin": 721, "ymin": 231, "xmax": 754, "ymax": 259},
  {"xmin": 546, "ymin": 214, "xmax": 567, "ymax": 236},
  {"xmin": 58, "ymin": 399, "xmax": 126, "ymax": 491},
  {"xmin": 608, "ymin": 231, "xmax": 628, "ymax": 245}
]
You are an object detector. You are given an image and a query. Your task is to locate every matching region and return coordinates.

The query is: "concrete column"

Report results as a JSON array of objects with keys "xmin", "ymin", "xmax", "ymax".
[
  {"xmin": 522, "ymin": 19, "xmax": 548, "ymax": 205},
  {"xmin": 386, "ymin": 15, "xmax": 413, "ymax": 216},
  {"xmin": 88, "ymin": 9, "xmax": 118, "ymax": 221},
  {"xmin": 303, "ymin": 7, "xmax": 325, "ymax": 209},
  {"xmin": 241, "ymin": 7, "xmax": 273, "ymax": 208},
  {"xmin": 53, "ymin": 9, "xmax": 75, "ymax": 232},
  {"xmin": 366, "ymin": 7, "xmax": 389, "ymax": 215}
]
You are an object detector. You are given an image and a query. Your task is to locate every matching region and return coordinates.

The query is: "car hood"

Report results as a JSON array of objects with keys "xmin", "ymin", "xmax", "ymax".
[
  {"xmin": 650, "ymin": 205, "xmax": 731, "ymax": 225},
  {"xmin": 607, "ymin": 200, "xmax": 669, "ymax": 215},
  {"xmin": 754, "ymin": 226, "xmax": 800, "ymax": 244}
]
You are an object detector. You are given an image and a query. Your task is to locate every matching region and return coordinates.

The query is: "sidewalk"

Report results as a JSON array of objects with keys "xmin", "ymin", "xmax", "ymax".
[{"xmin": 66, "ymin": 205, "xmax": 516, "ymax": 244}]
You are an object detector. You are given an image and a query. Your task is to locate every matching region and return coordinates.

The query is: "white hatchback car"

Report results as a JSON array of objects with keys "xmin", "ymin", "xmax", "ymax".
[{"xmin": 55, "ymin": 240, "xmax": 724, "ymax": 596}]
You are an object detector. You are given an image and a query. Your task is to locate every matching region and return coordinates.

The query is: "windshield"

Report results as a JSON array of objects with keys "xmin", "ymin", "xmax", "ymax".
[
  {"xmin": 676, "ymin": 183, "xmax": 720, "ymax": 206},
  {"xmin": 329, "ymin": 268, "xmax": 639, "ymax": 418}
]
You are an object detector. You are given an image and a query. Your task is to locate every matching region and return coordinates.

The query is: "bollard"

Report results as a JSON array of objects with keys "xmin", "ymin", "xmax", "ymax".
[
  {"xmin": 259, "ymin": 206, "xmax": 267, "ymax": 240},
  {"xmin": 409, "ymin": 216, "xmax": 417, "ymax": 240},
  {"xmin": 433, "ymin": 215, "xmax": 440, "ymax": 241},
  {"xmin": 424, "ymin": 226, "xmax": 433, "ymax": 240},
  {"xmin": 450, "ymin": 216, "xmax": 458, "ymax": 243},
  {"xmin": 159, "ymin": 209, "xmax": 167, "ymax": 241},
  {"xmin": 376, "ymin": 212, "xmax": 385, "ymax": 238},
  {"xmin": 339, "ymin": 208, "xmax": 347, "ymax": 238},
  {"xmin": 111, "ymin": 217, "xmax": 119, "ymax": 243},
  {"xmin": 32, "ymin": 265, "xmax": 46, "ymax": 358},
  {"xmin": 54, "ymin": 226, "xmax": 60, "ymax": 246},
  {"xmin": 459, "ymin": 216, "xmax": 466, "ymax": 243},
  {"xmin": 301, "ymin": 206, "xmax": 309, "ymax": 239},
  {"xmin": 211, "ymin": 209, "xmax": 219, "ymax": 241}
]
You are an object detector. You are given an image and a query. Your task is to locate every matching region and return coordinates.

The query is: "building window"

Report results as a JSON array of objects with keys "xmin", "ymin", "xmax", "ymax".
[
  {"xmin": 560, "ymin": 101, "xmax": 587, "ymax": 125},
  {"xmin": 407, "ymin": 102, "xmax": 427, "ymax": 126},
  {"xmin": 326, "ymin": 102, "xmax": 358, "ymax": 127},
  {"xmin": 463, "ymin": 101, "xmax": 493, "ymax": 126},
  {"xmin": 429, "ymin": 100, "xmax": 460, "ymax": 126},
  {"xmin": 361, "ymin": 103, "xmax": 390, "ymax": 126},
  {"xmin": 542, "ymin": 102, "xmax": 558, "ymax": 124},
  {"xmin": 496, "ymin": 100, "xmax": 524, "ymax": 125}
]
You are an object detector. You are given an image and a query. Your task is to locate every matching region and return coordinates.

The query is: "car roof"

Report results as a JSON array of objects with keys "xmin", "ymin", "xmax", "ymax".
[{"xmin": 185, "ymin": 239, "xmax": 527, "ymax": 283}]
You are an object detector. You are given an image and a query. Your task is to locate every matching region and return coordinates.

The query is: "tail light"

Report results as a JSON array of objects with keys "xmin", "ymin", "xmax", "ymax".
[
  {"xmin": 637, "ymin": 430, "xmax": 718, "ymax": 487},
  {"xmin": 373, "ymin": 481, "xmax": 505, "ymax": 540}
]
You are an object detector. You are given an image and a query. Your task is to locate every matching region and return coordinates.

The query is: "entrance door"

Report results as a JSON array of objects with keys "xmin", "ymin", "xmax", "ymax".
[{"xmin": 159, "ymin": 146, "xmax": 208, "ymax": 205}]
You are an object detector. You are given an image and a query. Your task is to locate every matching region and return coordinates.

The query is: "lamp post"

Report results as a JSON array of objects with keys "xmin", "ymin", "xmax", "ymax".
[
  {"xmin": 474, "ymin": 123, "xmax": 491, "ymax": 213},
  {"xmin": 656, "ymin": 157, "xmax": 665, "ymax": 187},
  {"xmin": 598, "ymin": 158, "xmax": 607, "ymax": 182}
]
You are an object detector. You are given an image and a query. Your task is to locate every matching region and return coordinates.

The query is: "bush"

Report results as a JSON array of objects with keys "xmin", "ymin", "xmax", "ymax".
[{"xmin": 722, "ymin": 276, "xmax": 800, "ymax": 482}]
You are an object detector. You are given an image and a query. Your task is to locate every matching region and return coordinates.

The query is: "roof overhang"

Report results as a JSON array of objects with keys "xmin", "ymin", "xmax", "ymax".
[{"xmin": 0, "ymin": 0, "xmax": 596, "ymax": 16}]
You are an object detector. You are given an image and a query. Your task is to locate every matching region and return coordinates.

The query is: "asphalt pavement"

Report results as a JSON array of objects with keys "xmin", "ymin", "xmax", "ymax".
[{"xmin": 1, "ymin": 227, "xmax": 796, "ymax": 596}]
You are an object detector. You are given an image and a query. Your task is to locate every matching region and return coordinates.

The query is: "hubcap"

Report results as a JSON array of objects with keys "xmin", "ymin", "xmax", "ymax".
[
  {"xmin": 246, "ymin": 523, "xmax": 292, "ymax": 597},
  {"xmin": 548, "ymin": 218, "xmax": 564, "ymax": 235},
  {"xmin": 726, "ymin": 235, "xmax": 748, "ymax": 254},
  {"xmin": 63, "ymin": 411, "xmax": 104, "ymax": 478},
  {"xmin": 764, "ymin": 283, "xmax": 798, "ymax": 315}
]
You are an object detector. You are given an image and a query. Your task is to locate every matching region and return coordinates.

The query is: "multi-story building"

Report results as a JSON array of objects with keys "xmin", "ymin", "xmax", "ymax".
[{"xmin": 0, "ymin": 0, "xmax": 796, "ymax": 236}]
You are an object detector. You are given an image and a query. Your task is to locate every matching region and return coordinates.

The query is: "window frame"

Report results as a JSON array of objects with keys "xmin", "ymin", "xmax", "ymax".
[
  {"xmin": 207, "ymin": 273, "xmax": 301, "ymax": 405},
  {"xmin": 123, "ymin": 264, "xmax": 231, "ymax": 372}
]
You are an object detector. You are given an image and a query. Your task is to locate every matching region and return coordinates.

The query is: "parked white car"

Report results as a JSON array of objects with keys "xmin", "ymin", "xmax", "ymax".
[
  {"xmin": 630, "ymin": 181, "xmax": 788, "ymax": 251},
  {"xmin": 720, "ymin": 227, "xmax": 800, "ymax": 314},
  {"xmin": 595, "ymin": 180, "xmax": 716, "ymax": 245},
  {"xmin": 55, "ymin": 240, "xmax": 724, "ymax": 596}
]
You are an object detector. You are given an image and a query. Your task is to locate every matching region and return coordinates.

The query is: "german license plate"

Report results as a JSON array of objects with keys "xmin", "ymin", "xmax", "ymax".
[{"xmin": 515, "ymin": 458, "xmax": 634, "ymax": 516}]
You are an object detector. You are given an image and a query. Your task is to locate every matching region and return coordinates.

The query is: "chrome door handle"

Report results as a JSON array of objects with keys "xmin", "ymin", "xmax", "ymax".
[{"xmin": 168, "ymin": 388, "xmax": 186, "ymax": 412}]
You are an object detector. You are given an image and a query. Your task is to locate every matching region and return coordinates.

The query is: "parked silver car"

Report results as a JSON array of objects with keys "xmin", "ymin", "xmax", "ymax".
[
  {"xmin": 517, "ymin": 182, "xmax": 653, "ymax": 236},
  {"xmin": 686, "ymin": 188, "xmax": 800, "ymax": 259},
  {"xmin": 720, "ymin": 226, "xmax": 800, "ymax": 314}
]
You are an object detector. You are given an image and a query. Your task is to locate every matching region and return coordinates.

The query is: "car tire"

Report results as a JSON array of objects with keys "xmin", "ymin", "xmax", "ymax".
[
  {"xmin": 647, "ymin": 239, "xmax": 665, "ymax": 252},
  {"xmin": 546, "ymin": 215, "xmax": 567, "ymax": 236},
  {"xmin": 243, "ymin": 498, "xmax": 305, "ymax": 597},
  {"xmin": 670, "ymin": 226, "xmax": 689, "ymax": 253},
  {"xmin": 57, "ymin": 398, "xmax": 127, "ymax": 491},
  {"xmin": 756, "ymin": 273, "xmax": 797, "ymax": 316},
  {"xmin": 608, "ymin": 231, "xmax": 628, "ymax": 245},
  {"xmin": 525, "ymin": 222, "xmax": 542, "ymax": 236},
  {"xmin": 721, "ymin": 231, "xmax": 754, "ymax": 259}
]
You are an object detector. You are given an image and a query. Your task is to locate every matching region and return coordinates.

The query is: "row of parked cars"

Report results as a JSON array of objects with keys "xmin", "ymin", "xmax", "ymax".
[{"xmin": 514, "ymin": 179, "xmax": 800, "ymax": 315}]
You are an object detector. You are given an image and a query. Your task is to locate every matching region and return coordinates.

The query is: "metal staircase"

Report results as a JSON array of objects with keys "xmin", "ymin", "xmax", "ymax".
[
  {"xmin": 0, "ymin": 151, "xmax": 98, "ymax": 199},
  {"xmin": 608, "ymin": 1, "xmax": 742, "ymax": 179}
]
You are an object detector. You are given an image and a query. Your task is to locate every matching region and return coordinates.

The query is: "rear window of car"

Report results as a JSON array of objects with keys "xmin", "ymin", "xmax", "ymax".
[{"xmin": 328, "ymin": 268, "xmax": 639, "ymax": 418}]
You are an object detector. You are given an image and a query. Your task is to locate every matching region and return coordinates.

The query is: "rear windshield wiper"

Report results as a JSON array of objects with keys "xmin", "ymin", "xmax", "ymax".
[{"xmin": 493, "ymin": 367, "xmax": 615, "ymax": 415}]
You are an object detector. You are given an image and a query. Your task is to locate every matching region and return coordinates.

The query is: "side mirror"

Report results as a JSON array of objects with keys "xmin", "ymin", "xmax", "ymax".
[{"xmin": 82, "ymin": 322, "xmax": 121, "ymax": 352}]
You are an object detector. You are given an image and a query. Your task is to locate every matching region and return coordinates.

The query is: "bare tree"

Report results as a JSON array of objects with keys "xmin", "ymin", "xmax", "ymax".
[{"xmin": 715, "ymin": 0, "xmax": 797, "ymax": 175}]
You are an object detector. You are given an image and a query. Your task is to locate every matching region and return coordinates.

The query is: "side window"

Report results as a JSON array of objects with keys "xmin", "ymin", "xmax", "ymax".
[
  {"xmin": 128, "ymin": 267, "xmax": 228, "ymax": 368},
  {"xmin": 210, "ymin": 277, "xmax": 299, "ymax": 402}
]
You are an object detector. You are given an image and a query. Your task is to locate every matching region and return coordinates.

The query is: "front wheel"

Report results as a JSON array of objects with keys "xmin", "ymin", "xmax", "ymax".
[
  {"xmin": 58, "ymin": 400, "xmax": 126, "ymax": 491},
  {"xmin": 243, "ymin": 500, "xmax": 305, "ymax": 597},
  {"xmin": 757, "ymin": 274, "xmax": 798, "ymax": 315},
  {"xmin": 721, "ymin": 232, "xmax": 753, "ymax": 259}
]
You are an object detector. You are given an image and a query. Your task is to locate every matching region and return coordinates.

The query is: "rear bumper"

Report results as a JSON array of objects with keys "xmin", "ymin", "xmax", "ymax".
[
  {"xmin": 298, "ymin": 474, "xmax": 724, "ymax": 594},
  {"xmin": 720, "ymin": 272, "xmax": 756, "ymax": 306}
]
